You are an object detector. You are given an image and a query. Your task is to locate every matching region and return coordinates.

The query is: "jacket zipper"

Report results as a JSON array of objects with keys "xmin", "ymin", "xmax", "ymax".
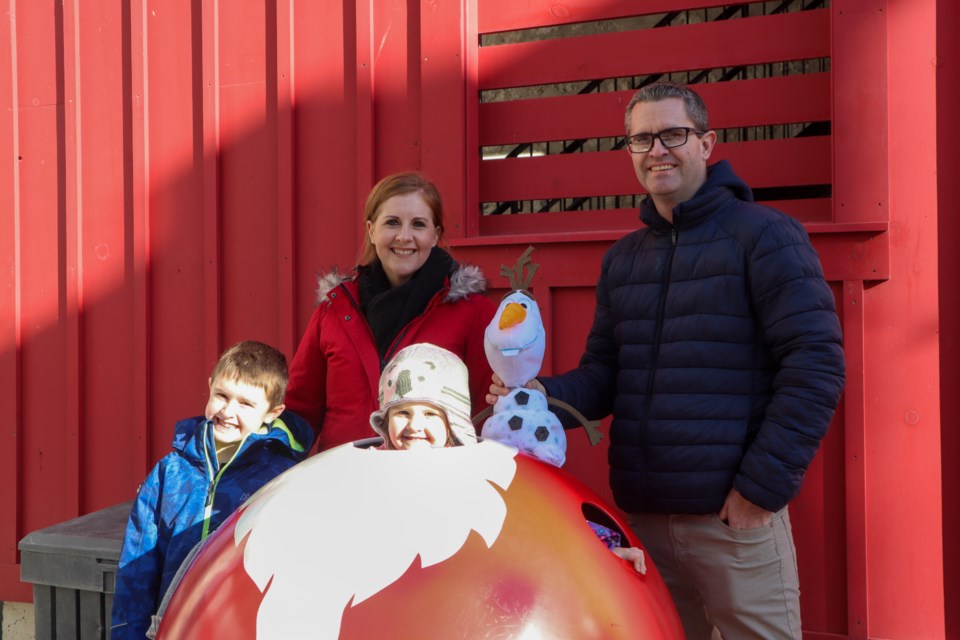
[
  {"xmin": 633, "ymin": 224, "xmax": 678, "ymax": 503},
  {"xmin": 200, "ymin": 422, "xmax": 250, "ymax": 540},
  {"xmin": 644, "ymin": 225, "xmax": 679, "ymax": 418}
]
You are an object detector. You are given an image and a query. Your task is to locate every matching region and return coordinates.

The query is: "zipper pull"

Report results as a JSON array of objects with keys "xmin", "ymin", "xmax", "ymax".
[
  {"xmin": 671, "ymin": 227, "xmax": 678, "ymax": 246},
  {"xmin": 205, "ymin": 481, "xmax": 216, "ymax": 508}
]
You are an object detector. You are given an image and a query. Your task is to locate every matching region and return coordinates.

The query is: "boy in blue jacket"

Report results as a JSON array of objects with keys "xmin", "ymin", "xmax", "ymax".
[{"xmin": 110, "ymin": 341, "xmax": 313, "ymax": 639}]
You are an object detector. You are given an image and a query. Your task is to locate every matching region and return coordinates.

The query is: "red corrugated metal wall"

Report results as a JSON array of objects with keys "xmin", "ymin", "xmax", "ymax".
[{"xmin": 0, "ymin": 1, "xmax": 954, "ymax": 638}]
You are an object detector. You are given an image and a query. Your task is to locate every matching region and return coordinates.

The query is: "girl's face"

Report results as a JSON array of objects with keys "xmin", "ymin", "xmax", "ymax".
[
  {"xmin": 365, "ymin": 192, "xmax": 440, "ymax": 287},
  {"xmin": 386, "ymin": 402, "xmax": 451, "ymax": 450}
]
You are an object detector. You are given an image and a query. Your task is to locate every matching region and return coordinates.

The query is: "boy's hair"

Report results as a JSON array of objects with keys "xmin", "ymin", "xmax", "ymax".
[{"xmin": 210, "ymin": 341, "xmax": 288, "ymax": 409}]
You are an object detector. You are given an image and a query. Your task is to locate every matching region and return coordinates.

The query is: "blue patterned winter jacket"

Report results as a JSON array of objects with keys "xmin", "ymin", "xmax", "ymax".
[
  {"xmin": 110, "ymin": 411, "xmax": 312, "ymax": 640},
  {"xmin": 542, "ymin": 161, "xmax": 845, "ymax": 516}
]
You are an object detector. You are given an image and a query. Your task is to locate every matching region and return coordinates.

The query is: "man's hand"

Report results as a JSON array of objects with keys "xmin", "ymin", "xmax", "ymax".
[
  {"xmin": 718, "ymin": 488, "xmax": 773, "ymax": 530},
  {"xmin": 486, "ymin": 373, "xmax": 545, "ymax": 405}
]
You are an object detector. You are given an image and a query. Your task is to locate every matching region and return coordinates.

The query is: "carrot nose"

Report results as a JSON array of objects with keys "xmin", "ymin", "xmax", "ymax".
[{"xmin": 498, "ymin": 302, "xmax": 527, "ymax": 329}]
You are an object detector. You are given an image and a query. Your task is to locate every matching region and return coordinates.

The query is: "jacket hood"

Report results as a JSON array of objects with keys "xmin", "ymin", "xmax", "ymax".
[
  {"xmin": 699, "ymin": 159, "xmax": 753, "ymax": 203},
  {"xmin": 314, "ymin": 259, "xmax": 487, "ymax": 305},
  {"xmin": 640, "ymin": 160, "xmax": 753, "ymax": 230},
  {"xmin": 172, "ymin": 410, "xmax": 313, "ymax": 466}
]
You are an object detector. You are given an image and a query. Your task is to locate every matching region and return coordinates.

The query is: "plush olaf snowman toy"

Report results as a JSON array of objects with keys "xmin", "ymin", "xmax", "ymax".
[{"xmin": 480, "ymin": 247, "xmax": 601, "ymax": 466}]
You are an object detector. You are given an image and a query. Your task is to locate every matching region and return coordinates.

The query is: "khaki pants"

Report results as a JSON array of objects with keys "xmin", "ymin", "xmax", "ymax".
[{"xmin": 628, "ymin": 508, "xmax": 801, "ymax": 640}]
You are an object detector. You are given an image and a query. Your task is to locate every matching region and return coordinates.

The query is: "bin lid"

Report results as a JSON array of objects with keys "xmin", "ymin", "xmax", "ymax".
[{"xmin": 18, "ymin": 501, "xmax": 132, "ymax": 559}]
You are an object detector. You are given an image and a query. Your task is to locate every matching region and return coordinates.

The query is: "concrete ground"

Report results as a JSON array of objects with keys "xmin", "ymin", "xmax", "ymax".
[{"xmin": 1, "ymin": 602, "xmax": 34, "ymax": 640}]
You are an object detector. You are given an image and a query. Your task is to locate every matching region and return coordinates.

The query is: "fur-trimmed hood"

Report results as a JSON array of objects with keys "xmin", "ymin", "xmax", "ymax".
[{"xmin": 315, "ymin": 261, "xmax": 487, "ymax": 305}]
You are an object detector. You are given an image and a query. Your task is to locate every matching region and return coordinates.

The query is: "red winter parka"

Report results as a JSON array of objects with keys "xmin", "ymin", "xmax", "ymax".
[{"xmin": 286, "ymin": 263, "xmax": 496, "ymax": 451}]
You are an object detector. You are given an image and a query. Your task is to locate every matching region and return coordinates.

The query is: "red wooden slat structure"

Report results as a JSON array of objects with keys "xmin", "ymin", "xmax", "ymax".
[
  {"xmin": 480, "ymin": 73, "xmax": 832, "ymax": 145},
  {"xmin": 478, "ymin": 10, "xmax": 830, "ymax": 90},
  {"xmin": 1, "ymin": 2, "xmax": 957, "ymax": 638}
]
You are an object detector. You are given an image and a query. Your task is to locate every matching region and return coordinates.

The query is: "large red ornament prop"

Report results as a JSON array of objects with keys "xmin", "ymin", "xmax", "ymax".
[{"xmin": 156, "ymin": 440, "xmax": 684, "ymax": 639}]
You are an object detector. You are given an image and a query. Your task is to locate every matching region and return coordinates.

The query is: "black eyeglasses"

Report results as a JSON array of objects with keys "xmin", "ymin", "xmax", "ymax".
[{"xmin": 625, "ymin": 127, "xmax": 705, "ymax": 154}]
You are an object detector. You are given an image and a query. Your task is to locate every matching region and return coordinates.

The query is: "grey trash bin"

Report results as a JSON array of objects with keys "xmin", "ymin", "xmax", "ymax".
[{"xmin": 19, "ymin": 501, "xmax": 132, "ymax": 640}]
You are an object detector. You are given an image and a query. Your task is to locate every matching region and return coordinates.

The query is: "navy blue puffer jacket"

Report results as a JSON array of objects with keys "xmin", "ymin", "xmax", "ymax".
[{"xmin": 542, "ymin": 161, "xmax": 845, "ymax": 515}]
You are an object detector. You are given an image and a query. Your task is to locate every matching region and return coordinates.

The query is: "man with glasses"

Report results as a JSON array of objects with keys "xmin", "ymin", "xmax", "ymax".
[{"xmin": 489, "ymin": 82, "xmax": 845, "ymax": 639}]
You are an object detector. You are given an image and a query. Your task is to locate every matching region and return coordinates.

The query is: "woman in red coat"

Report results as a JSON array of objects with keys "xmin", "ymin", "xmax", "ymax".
[{"xmin": 285, "ymin": 172, "xmax": 496, "ymax": 451}]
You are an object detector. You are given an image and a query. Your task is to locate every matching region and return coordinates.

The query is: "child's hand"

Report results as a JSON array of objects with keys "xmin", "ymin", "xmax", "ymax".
[{"xmin": 613, "ymin": 546, "xmax": 647, "ymax": 574}]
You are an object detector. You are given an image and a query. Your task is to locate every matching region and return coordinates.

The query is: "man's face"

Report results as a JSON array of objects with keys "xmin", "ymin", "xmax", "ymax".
[
  {"xmin": 627, "ymin": 97, "xmax": 716, "ymax": 215},
  {"xmin": 205, "ymin": 376, "xmax": 283, "ymax": 446}
]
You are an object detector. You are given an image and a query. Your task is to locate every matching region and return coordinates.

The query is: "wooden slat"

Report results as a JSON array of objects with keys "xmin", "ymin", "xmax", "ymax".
[
  {"xmin": 480, "ymin": 73, "xmax": 831, "ymax": 146},
  {"xmin": 290, "ymin": 1, "xmax": 362, "ymax": 328},
  {"xmin": 0, "ymin": 0, "xmax": 22, "ymax": 566},
  {"xmin": 146, "ymin": 0, "xmax": 214, "ymax": 461},
  {"xmin": 355, "ymin": 0, "xmax": 374, "ymax": 240},
  {"xmin": 421, "ymin": 0, "xmax": 470, "ymax": 237},
  {"xmin": 62, "ymin": 0, "xmax": 83, "ymax": 519},
  {"xmin": 34, "ymin": 585, "xmax": 53, "ymax": 639},
  {"xmin": 465, "ymin": 0, "xmax": 482, "ymax": 236},
  {"xmin": 480, "ymin": 136, "xmax": 832, "ymax": 201},
  {"xmin": 129, "ymin": 0, "xmax": 151, "ymax": 481},
  {"xmin": 939, "ymin": 2, "xmax": 960, "ymax": 637},
  {"xmin": 55, "ymin": 587, "xmax": 78, "ymax": 639},
  {"xmin": 372, "ymin": 0, "xmax": 418, "ymax": 177},
  {"xmin": 220, "ymin": 0, "xmax": 275, "ymax": 348},
  {"xmin": 477, "ymin": 199, "xmax": 834, "ymax": 238},
  {"xmin": 480, "ymin": 10, "xmax": 829, "ymax": 90},
  {"xmin": 479, "ymin": 208, "xmax": 643, "ymax": 237},
  {"xmin": 275, "ymin": 0, "xmax": 296, "ymax": 356},
  {"xmin": 832, "ymin": 0, "xmax": 888, "ymax": 225},
  {"xmin": 479, "ymin": 0, "xmax": 751, "ymax": 34},
  {"xmin": 74, "ymin": 0, "xmax": 136, "ymax": 512},
  {"xmin": 17, "ymin": 1, "xmax": 70, "ymax": 538},
  {"xmin": 202, "ymin": 0, "xmax": 221, "ymax": 367},
  {"xmin": 842, "ymin": 280, "xmax": 869, "ymax": 638},
  {"xmin": 78, "ymin": 590, "xmax": 106, "ymax": 639}
]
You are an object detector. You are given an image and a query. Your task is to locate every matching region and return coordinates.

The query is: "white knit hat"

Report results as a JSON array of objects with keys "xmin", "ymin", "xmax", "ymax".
[{"xmin": 369, "ymin": 343, "xmax": 477, "ymax": 446}]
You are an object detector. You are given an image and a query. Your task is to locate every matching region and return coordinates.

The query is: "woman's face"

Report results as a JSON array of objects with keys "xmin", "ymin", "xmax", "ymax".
[
  {"xmin": 386, "ymin": 402, "xmax": 451, "ymax": 450},
  {"xmin": 366, "ymin": 191, "xmax": 440, "ymax": 287}
]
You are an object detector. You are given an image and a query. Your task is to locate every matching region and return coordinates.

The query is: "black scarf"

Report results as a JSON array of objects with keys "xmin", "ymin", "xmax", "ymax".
[{"xmin": 358, "ymin": 247, "xmax": 454, "ymax": 361}]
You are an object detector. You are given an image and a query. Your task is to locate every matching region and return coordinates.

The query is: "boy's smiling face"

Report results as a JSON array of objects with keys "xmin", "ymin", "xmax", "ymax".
[
  {"xmin": 205, "ymin": 376, "xmax": 284, "ymax": 446},
  {"xmin": 386, "ymin": 402, "xmax": 451, "ymax": 450}
]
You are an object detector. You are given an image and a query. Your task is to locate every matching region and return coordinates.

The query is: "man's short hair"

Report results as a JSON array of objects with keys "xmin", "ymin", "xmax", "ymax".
[
  {"xmin": 210, "ymin": 341, "xmax": 288, "ymax": 408},
  {"xmin": 624, "ymin": 81, "xmax": 710, "ymax": 135}
]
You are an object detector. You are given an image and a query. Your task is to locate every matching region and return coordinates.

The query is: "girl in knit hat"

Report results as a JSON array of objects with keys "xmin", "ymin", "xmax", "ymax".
[{"xmin": 369, "ymin": 343, "xmax": 477, "ymax": 450}]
